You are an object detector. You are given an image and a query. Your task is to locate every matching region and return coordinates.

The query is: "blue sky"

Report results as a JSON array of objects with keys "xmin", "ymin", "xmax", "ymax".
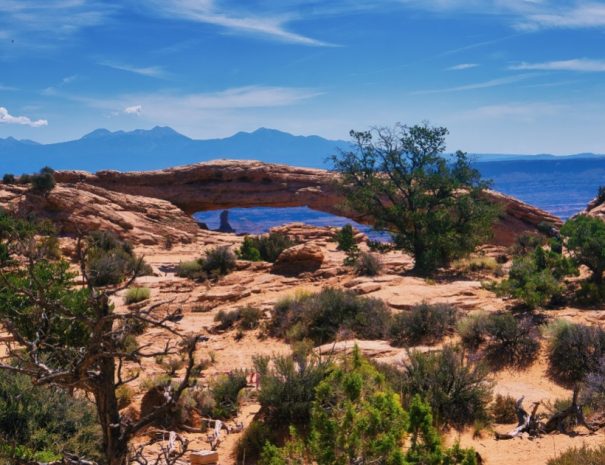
[{"xmin": 1, "ymin": 0, "xmax": 605, "ymax": 154}]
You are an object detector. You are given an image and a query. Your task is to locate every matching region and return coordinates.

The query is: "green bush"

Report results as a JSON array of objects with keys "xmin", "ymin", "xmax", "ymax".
[
  {"xmin": 547, "ymin": 320, "xmax": 605, "ymax": 383},
  {"xmin": 85, "ymin": 231, "xmax": 151, "ymax": 286},
  {"xmin": 511, "ymin": 233, "xmax": 546, "ymax": 256},
  {"xmin": 201, "ymin": 246, "xmax": 236, "ymax": 276},
  {"xmin": 115, "ymin": 385, "xmax": 135, "ymax": 409},
  {"xmin": 483, "ymin": 313, "xmax": 539, "ymax": 368},
  {"xmin": 239, "ymin": 233, "xmax": 296, "ymax": 263},
  {"xmin": 175, "ymin": 260, "xmax": 204, "ymax": 279},
  {"xmin": 0, "ymin": 372, "xmax": 102, "ymax": 463},
  {"xmin": 30, "ymin": 167, "xmax": 56, "ymax": 194},
  {"xmin": 390, "ymin": 303, "xmax": 457, "ymax": 346},
  {"xmin": 547, "ymin": 445, "xmax": 605, "ymax": 465},
  {"xmin": 561, "ymin": 215, "xmax": 605, "ymax": 285},
  {"xmin": 2, "ymin": 174, "xmax": 15, "ymax": 184},
  {"xmin": 496, "ymin": 246, "xmax": 576, "ymax": 309},
  {"xmin": 457, "ymin": 312, "xmax": 490, "ymax": 350},
  {"xmin": 580, "ymin": 359, "xmax": 605, "ymax": 413},
  {"xmin": 490, "ymin": 394, "xmax": 517, "ymax": 424},
  {"xmin": 335, "ymin": 224, "xmax": 356, "ymax": 252},
  {"xmin": 205, "ymin": 371, "xmax": 248, "ymax": 419},
  {"xmin": 235, "ymin": 421, "xmax": 278, "ymax": 465},
  {"xmin": 401, "ymin": 345, "xmax": 493, "ymax": 429},
  {"xmin": 353, "ymin": 250, "xmax": 382, "ymax": 276},
  {"xmin": 269, "ymin": 287, "xmax": 392, "ymax": 345},
  {"xmin": 367, "ymin": 239, "xmax": 393, "ymax": 254},
  {"xmin": 17, "ymin": 174, "xmax": 31, "ymax": 184},
  {"xmin": 238, "ymin": 236, "xmax": 262, "ymax": 261},
  {"xmin": 214, "ymin": 306, "xmax": 264, "ymax": 331},
  {"xmin": 123, "ymin": 286, "xmax": 150, "ymax": 304}
]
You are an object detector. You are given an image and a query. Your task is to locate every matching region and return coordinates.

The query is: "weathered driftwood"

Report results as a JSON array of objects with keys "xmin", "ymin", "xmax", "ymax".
[{"xmin": 495, "ymin": 387, "xmax": 598, "ymax": 440}]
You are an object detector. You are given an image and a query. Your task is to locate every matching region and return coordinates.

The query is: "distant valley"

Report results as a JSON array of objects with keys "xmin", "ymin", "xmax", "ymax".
[{"xmin": 2, "ymin": 126, "xmax": 603, "ymax": 222}]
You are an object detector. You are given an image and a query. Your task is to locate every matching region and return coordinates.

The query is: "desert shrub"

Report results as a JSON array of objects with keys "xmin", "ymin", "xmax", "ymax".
[
  {"xmin": 0, "ymin": 372, "xmax": 102, "ymax": 463},
  {"xmin": 235, "ymin": 420, "xmax": 278, "ymax": 465},
  {"xmin": 214, "ymin": 309, "xmax": 241, "ymax": 330},
  {"xmin": 548, "ymin": 445, "xmax": 605, "ymax": 465},
  {"xmin": 206, "ymin": 371, "xmax": 248, "ymax": 419},
  {"xmin": 269, "ymin": 287, "xmax": 392, "ymax": 345},
  {"xmin": 496, "ymin": 246, "xmax": 576, "ymax": 309},
  {"xmin": 85, "ymin": 231, "xmax": 151, "ymax": 286},
  {"xmin": 241, "ymin": 233, "xmax": 296, "ymax": 263},
  {"xmin": 511, "ymin": 233, "xmax": 545, "ymax": 256},
  {"xmin": 457, "ymin": 312, "xmax": 490, "ymax": 350},
  {"xmin": 161, "ymin": 357, "xmax": 185, "ymax": 376},
  {"xmin": 335, "ymin": 224, "xmax": 356, "ymax": 252},
  {"xmin": 239, "ymin": 306, "xmax": 264, "ymax": 330},
  {"xmin": 215, "ymin": 306, "xmax": 263, "ymax": 331},
  {"xmin": 483, "ymin": 313, "xmax": 539, "ymax": 368},
  {"xmin": 547, "ymin": 320, "xmax": 605, "ymax": 383},
  {"xmin": 115, "ymin": 385, "xmax": 134, "ymax": 409},
  {"xmin": 353, "ymin": 250, "xmax": 383, "ymax": 276},
  {"xmin": 390, "ymin": 302, "xmax": 457, "ymax": 346},
  {"xmin": 201, "ymin": 246, "xmax": 236, "ymax": 276},
  {"xmin": 2, "ymin": 174, "xmax": 15, "ymax": 184},
  {"xmin": 490, "ymin": 394, "xmax": 517, "ymax": 424},
  {"xmin": 175, "ymin": 260, "xmax": 204, "ymax": 279},
  {"xmin": 562, "ymin": 215, "xmax": 605, "ymax": 285},
  {"xmin": 238, "ymin": 236, "xmax": 262, "ymax": 261},
  {"xmin": 123, "ymin": 286, "xmax": 150, "ymax": 304},
  {"xmin": 453, "ymin": 256, "xmax": 499, "ymax": 273},
  {"xmin": 17, "ymin": 173, "xmax": 31, "ymax": 184},
  {"xmin": 401, "ymin": 345, "xmax": 492, "ymax": 429},
  {"xmin": 30, "ymin": 167, "xmax": 56, "ymax": 194},
  {"xmin": 576, "ymin": 282, "xmax": 605, "ymax": 305},
  {"xmin": 580, "ymin": 358, "xmax": 605, "ymax": 413}
]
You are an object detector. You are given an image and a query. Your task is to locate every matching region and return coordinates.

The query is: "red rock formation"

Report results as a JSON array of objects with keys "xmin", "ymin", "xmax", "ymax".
[{"xmin": 55, "ymin": 160, "xmax": 562, "ymax": 246}]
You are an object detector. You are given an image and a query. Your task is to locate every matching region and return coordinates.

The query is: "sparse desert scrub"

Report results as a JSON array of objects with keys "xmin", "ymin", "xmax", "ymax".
[
  {"xmin": 353, "ymin": 250, "xmax": 383, "ymax": 276},
  {"xmin": 123, "ymin": 286, "xmax": 150, "ymax": 304},
  {"xmin": 390, "ymin": 302, "xmax": 457, "ymax": 346},
  {"xmin": 490, "ymin": 394, "xmax": 517, "ymax": 424},
  {"xmin": 214, "ymin": 305, "xmax": 264, "ymax": 331},
  {"xmin": 452, "ymin": 256, "xmax": 499, "ymax": 274},
  {"xmin": 238, "ymin": 233, "xmax": 296, "ymax": 262},
  {"xmin": 547, "ymin": 320, "xmax": 605, "ymax": 383},
  {"xmin": 176, "ymin": 246, "xmax": 236, "ymax": 280},
  {"xmin": 400, "ymin": 345, "xmax": 493, "ymax": 429},
  {"xmin": 547, "ymin": 445, "xmax": 605, "ymax": 465},
  {"xmin": 202, "ymin": 371, "xmax": 248, "ymax": 420},
  {"xmin": 175, "ymin": 259, "xmax": 204, "ymax": 278},
  {"xmin": 269, "ymin": 287, "xmax": 392, "ymax": 345}
]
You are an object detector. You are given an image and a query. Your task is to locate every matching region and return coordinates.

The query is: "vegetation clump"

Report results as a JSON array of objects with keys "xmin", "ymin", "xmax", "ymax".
[
  {"xmin": 238, "ymin": 233, "xmax": 295, "ymax": 262},
  {"xmin": 331, "ymin": 122, "xmax": 498, "ymax": 275},
  {"xmin": 561, "ymin": 215, "xmax": 605, "ymax": 284},
  {"xmin": 123, "ymin": 286, "xmax": 151, "ymax": 304},
  {"xmin": 490, "ymin": 394, "xmax": 518, "ymax": 424},
  {"xmin": 547, "ymin": 445, "xmax": 605, "ymax": 465},
  {"xmin": 390, "ymin": 302, "xmax": 457, "ymax": 346},
  {"xmin": 214, "ymin": 305, "xmax": 264, "ymax": 331},
  {"xmin": 547, "ymin": 320, "xmax": 605, "ymax": 383},
  {"xmin": 2, "ymin": 173, "xmax": 15, "ymax": 184},
  {"xmin": 335, "ymin": 224, "xmax": 356, "ymax": 252},
  {"xmin": 30, "ymin": 166, "xmax": 56, "ymax": 194},
  {"xmin": 269, "ymin": 287, "xmax": 391, "ymax": 345},
  {"xmin": 85, "ymin": 230, "xmax": 152, "ymax": 286},
  {"xmin": 176, "ymin": 245, "xmax": 236, "ymax": 280},
  {"xmin": 353, "ymin": 250, "xmax": 383, "ymax": 276},
  {"xmin": 400, "ymin": 346, "xmax": 493, "ymax": 429}
]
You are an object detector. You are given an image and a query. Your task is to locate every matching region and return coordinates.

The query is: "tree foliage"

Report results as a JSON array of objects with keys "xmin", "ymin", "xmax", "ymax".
[
  {"xmin": 331, "ymin": 123, "xmax": 498, "ymax": 274},
  {"xmin": 561, "ymin": 215, "xmax": 605, "ymax": 284}
]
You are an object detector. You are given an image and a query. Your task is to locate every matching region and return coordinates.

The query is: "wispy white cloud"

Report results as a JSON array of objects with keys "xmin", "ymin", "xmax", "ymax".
[
  {"xmin": 143, "ymin": 0, "xmax": 334, "ymax": 46},
  {"xmin": 510, "ymin": 58, "xmax": 605, "ymax": 72},
  {"xmin": 411, "ymin": 73, "xmax": 535, "ymax": 95},
  {"xmin": 458, "ymin": 102, "xmax": 567, "ymax": 121},
  {"xmin": 0, "ymin": 84, "xmax": 17, "ymax": 91},
  {"xmin": 124, "ymin": 105, "xmax": 142, "ymax": 115},
  {"xmin": 515, "ymin": 2, "xmax": 605, "ymax": 30},
  {"xmin": 100, "ymin": 62, "xmax": 167, "ymax": 78},
  {"xmin": 0, "ymin": 106, "xmax": 47, "ymax": 127},
  {"xmin": 446, "ymin": 63, "xmax": 479, "ymax": 70}
]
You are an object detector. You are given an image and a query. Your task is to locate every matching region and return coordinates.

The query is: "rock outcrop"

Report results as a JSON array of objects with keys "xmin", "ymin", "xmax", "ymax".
[
  {"xmin": 0, "ymin": 183, "xmax": 199, "ymax": 246},
  {"xmin": 54, "ymin": 160, "xmax": 561, "ymax": 246},
  {"xmin": 272, "ymin": 243, "xmax": 324, "ymax": 275}
]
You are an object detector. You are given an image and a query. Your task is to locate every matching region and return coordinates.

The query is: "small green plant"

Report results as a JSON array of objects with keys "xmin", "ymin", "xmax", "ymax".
[
  {"xmin": 561, "ymin": 214, "xmax": 605, "ymax": 286},
  {"xmin": 239, "ymin": 305, "xmax": 264, "ymax": 330},
  {"xmin": 204, "ymin": 371, "xmax": 248, "ymax": 419},
  {"xmin": 175, "ymin": 260, "xmax": 204, "ymax": 279},
  {"xmin": 123, "ymin": 286, "xmax": 151, "ymax": 304},
  {"xmin": 390, "ymin": 302, "xmax": 457, "ymax": 346},
  {"xmin": 367, "ymin": 239, "xmax": 393, "ymax": 253},
  {"xmin": 238, "ymin": 236, "xmax": 262, "ymax": 261},
  {"xmin": 490, "ymin": 394, "xmax": 517, "ymax": 424},
  {"xmin": 115, "ymin": 385, "xmax": 135, "ymax": 409},
  {"xmin": 335, "ymin": 224, "xmax": 356, "ymax": 252},
  {"xmin": 483, "ymin": 313, "xmax": 539, "ymax": 368},
  {"xmin": 161, "ymin": 356, "xmax": 185, "ymax": 376},
  {"xmin": 457, "ymin": 312, "xmax": 490, "ymax": 350},
  {"xmin": 30, "ymin": 167, "xmax": 56, "ymax": 194}
]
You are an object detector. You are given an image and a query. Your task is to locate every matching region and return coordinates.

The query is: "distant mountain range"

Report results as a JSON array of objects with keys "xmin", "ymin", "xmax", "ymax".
[{"xmin": 1, "ymin": 126, "xmax": 604, "ymax": 219}]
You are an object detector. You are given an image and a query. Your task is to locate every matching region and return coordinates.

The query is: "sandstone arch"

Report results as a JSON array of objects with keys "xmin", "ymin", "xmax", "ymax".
[{"xmin": 51, "ymin": 160, "xmax": 561, "ymax": 246}]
